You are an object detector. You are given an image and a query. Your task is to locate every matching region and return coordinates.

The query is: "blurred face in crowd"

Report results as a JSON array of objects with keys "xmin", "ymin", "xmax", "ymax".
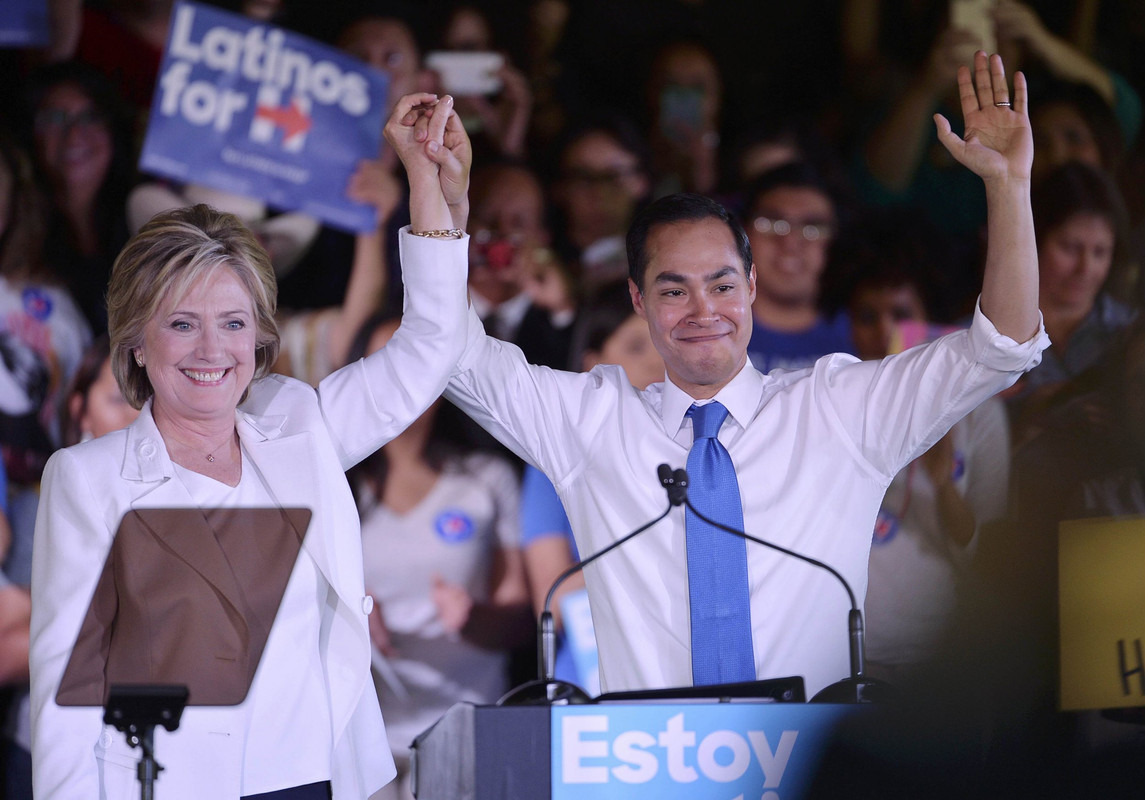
[
  {"xmin": 33, "ymin": 82, "xmax": 112, "ymax": 193},
  {"xmin": 242, "ymin": 0, "xmax": 280, "ymax": 20},
  {"xmin": 138, "ymin": 266, "xmax": 257, "ymax": 428},
  {"xmin": 557, "ymin": 132, "xmax": 648, "ymax": 249},
  {"xmin": 1031, "ymin": 103, "xmax": 1103, "ymax": 183},
  {"xmin": 631, "ymin": 218, "xmax": 755, "ymax": 399},
  {"xmin": 584, "ymin": 314, "xmax": 665, "ymax": 391},
  {"xmin": 471, "ymin": 166, "xmax": 547, "ymax": 246},
  {"xmin": 79, "ymin": 357, "xmax": 140, "ymax": 439},
  {"xmin": 849, "ymin": 284, "xmax": 928, "ymax": 361},
  {"xmin": 443, "ymin": 7, "xmax": 492, "ymax": 51},
  {"xmin": 747, "ymin": 185, "xmax": 835, "ymax": 309},
  {"xmin": 468, "ymin": 165, "xmax": 548, "ymax": 303},
  {"xmin": 1038, "ymin": 212, "xmax": 1115, "ymax": 315},
  {"xmin": 650, "ymin": 43, "xmax": 721, "ymax": 137},
  {"xmin": 339, "ymin": 18, "xmax": 422, "ymax": 106}
]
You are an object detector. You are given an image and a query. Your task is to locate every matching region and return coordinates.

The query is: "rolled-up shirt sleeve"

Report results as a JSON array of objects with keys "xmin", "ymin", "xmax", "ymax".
[{"xmin": 965, "ymin": 295, "xmax": 1051, "ymax": 372}]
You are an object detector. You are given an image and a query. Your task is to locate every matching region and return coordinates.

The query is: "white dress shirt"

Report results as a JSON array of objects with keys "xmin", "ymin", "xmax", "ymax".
[{"xmin": 434, "ymin": 235, "xmax": 1050, "ymax": 697}]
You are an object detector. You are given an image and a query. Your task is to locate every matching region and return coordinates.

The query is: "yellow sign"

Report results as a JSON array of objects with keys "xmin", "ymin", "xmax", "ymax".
[{"xmin": 1059, "ymin": 516, "xmax": 1145, "ymax": 711}]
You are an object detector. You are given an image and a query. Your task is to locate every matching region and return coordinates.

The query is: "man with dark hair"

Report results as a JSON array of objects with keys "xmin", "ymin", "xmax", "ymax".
[
  {"xmin": 440, "ymin": 54, "xmax": 1048, "ymax": 696},
  {"xmin": 740, "ymin": 161, "xmax": 855, "ymax": 373},
  {"xmin": 625, "ymin": 192, "xmax": 751, "ymax": 289}
]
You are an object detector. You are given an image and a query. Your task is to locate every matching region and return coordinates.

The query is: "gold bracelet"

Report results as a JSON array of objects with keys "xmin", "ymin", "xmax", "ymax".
[{"xmin": 409, "ymin": 228, "xmax": 464, "ymax": 239}]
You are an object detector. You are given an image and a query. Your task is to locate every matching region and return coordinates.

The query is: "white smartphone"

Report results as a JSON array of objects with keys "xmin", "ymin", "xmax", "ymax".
[{"xmin": 424, "ymin": 51, "xmax": 505, "ymax": 97}]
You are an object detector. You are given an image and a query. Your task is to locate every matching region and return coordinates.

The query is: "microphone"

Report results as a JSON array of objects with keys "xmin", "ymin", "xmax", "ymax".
[
  {"xmin": 657, "ymin": 463, "xmax": 688, "ymax": 507},
  {"xmin": 675, "ymin": 467, "xmax": 892, "ymax": 703},
  {"xmin": 497, "ymin": 465, "xmax": 680, "ymax": 705}
]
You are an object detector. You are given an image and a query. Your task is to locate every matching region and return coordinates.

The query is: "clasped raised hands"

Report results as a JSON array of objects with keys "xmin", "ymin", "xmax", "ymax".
[{"xmin": 384, "ymin": 93, "xmax": 473, "ymax": 232}]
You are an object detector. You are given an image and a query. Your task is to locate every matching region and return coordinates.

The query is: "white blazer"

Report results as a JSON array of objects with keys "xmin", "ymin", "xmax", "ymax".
[{"xmin": 28, "ymin": 231, "xmax": 470, "ymax": 799}]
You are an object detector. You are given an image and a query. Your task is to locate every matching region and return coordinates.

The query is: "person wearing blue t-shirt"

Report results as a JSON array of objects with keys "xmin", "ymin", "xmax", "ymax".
[{"xmin": 741, "ymin": 161, "xmax": 854, "ymax": 373}]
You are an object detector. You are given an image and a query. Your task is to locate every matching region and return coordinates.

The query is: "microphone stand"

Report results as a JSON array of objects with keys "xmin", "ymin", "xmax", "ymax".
[
  {"xmin": 497, "ymin": 463, "xmax": 890, "ymax": 704},
  {"xmin": 679, "ymin": 476, "xmax": 892, "ymax": 704},
  {"xmin": 498, "ymin": 468, "xmax": 684, "ymax": 705}
]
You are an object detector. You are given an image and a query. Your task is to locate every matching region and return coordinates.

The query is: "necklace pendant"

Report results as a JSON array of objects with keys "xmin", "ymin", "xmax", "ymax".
[{"xmin": 206, "ymin": 453, "xmax": 215, "ymax": 463}]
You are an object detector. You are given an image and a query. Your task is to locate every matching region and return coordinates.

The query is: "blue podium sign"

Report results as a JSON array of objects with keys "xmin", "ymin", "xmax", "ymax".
[
  {"xmin": 139, "ymin": 0, "xmax": 388, "ymax": 232},
  {"xmin": 552, "ymin": 703, "xmax": 856, "ymax": 800}
]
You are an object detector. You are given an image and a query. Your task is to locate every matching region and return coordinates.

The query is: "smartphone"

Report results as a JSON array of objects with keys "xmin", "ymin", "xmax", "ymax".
[
  {"xmin": 424, "ymin": 51, "xmax": 505, "ymax": 97},
  {"xmin": 950, "ymin": 0, "xmax": 997, "ymax": 55},
  {"xmin": 474, "ymin": 234, "xmax": 518, "ymax": 272},
  {"xmin": 659, "ymin": 84, "xmax": 706, "ymax": 145}
]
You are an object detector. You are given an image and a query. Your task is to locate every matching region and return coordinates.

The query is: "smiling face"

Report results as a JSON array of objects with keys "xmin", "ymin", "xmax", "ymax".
[
  {"xmin": 33, "ymin": 81, "xmax": 112, "ymax": 193},
  {"xmin": 747, "ymin": 185, "xmax": 835, "ymax": 309},
  {"xmin": 137, "ymin": 266, "xmax": 256, "ymax": 429},
  {"xmin": 1038, "ymin": 212, "xmax": 1115, "ymax": 316},
  {"xmin": 630, "ymin": 218, "xmax": 755, "ymax": 399}
]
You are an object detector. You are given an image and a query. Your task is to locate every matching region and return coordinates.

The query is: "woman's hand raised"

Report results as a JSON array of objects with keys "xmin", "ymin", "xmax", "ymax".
[{"xmin": 384, "ymin": 93, "xmax": 472, "ymax": 232}]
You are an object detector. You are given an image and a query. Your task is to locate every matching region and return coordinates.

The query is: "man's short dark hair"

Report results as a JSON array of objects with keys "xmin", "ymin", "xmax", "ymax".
[{"xmin": 626, "ymin": 193, "xmax": 752, "ymax": 291}]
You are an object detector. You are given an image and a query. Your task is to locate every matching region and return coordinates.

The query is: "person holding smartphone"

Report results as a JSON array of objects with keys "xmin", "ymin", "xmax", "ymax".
[{"xmin": 646, "ymin": 40, "xmax": 723, "ymax": 196}]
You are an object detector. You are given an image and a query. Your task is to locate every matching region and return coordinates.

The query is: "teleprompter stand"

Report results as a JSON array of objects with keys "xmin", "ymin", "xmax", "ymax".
[{"xmin": 103, "ymin": 684, "xmax": 189, "ymax": 800}]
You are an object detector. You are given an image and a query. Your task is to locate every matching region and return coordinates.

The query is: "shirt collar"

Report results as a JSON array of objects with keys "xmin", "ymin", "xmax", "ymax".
[
  {"xmin": 122, "ymin": 392, "xmax": 288, "ymax": 482},
  {"xmin": 468, "ymin": 289, "xmax": 531, "ymax": 333},
  {"xmin": 659, "ymin": 358, "xmax": 765, "ymax": 437}
]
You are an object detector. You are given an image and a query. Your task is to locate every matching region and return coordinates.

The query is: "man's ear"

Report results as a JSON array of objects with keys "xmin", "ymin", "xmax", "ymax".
[
  {"xmin": 629, "ymin": 278, "xmax": 646, "ymax": 319},
  {"xmin": 747, "ymin": 263, "xmax": 757, "ymax": 304}
]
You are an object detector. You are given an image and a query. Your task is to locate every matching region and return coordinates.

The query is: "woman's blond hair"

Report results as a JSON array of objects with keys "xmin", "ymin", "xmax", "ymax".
[{"xmin": 107, "ymin": 204, "xmax": 280, "ymax": 409}]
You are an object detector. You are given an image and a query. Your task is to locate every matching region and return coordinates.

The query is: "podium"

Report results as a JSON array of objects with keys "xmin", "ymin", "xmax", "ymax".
[{"xmin": 410, "ymin": 700, "xmax": 868, "ymax": 799}]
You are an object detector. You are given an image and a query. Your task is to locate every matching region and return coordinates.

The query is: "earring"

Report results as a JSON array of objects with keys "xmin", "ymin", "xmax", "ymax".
[{"xmin": 135, "ymin": 352, "xmax": 144, "ymax": 368}]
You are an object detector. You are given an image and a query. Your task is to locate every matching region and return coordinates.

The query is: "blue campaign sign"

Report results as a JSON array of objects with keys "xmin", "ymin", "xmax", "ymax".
[
  {"xmin": 139, "ymin": 0, "xmax": 388, "ymax": 232},
  {"xmin": 0, "ymin": 0, "xmax": 50, "ymax": 47},
  {"xmin": 552, "ymin": 703, "xmax": 857, "ymax": 800}
]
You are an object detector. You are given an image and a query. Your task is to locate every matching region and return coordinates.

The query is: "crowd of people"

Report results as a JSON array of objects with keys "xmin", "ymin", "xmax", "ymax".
[{"xmin": 2, "ymin": 0, "xmax": 1145, "ymax": 797}]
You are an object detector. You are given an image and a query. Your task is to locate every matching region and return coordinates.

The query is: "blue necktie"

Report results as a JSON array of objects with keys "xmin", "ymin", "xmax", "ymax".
[{"xmin": 685, "ymin": 401, "xmax": 756, "ymax": 685}]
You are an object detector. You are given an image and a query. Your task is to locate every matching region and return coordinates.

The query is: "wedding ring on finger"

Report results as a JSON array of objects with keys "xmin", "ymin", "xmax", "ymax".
[{"xmin": 994, "ymin": 101, "xmax": 1012, "ymax": 107}]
